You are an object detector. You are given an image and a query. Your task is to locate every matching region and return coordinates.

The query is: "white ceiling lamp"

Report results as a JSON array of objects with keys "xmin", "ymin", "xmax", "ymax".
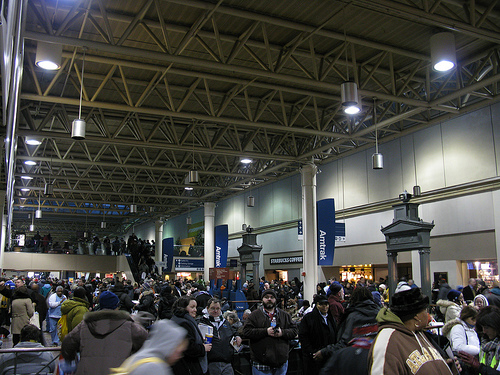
[
  {"xmin": 372, "ymin": 99, "xmax": 383, "ymax": 170},
  {"xmin": 25, "ymin": 135, "xmax": 42, "ymax": 146},
  {"xmin": 21, "ymin": 176, "xmax": 33, "ymax": 180},
  {"xmin": 184, "ymin": 186, "xmax": 194, "ymax": 191},
  {"xmin": 72, "ymin": 48, "xmax": 87, "ymax": 140},
  {"xmin": 35, "ymin": 41, "xmax": 62, "ymax": 70},
  {"xmin": 130, "ymin": 186, "xmax": 137, "ymax": 213},
  {"xmin": 341, "ymin": 81, "xmax": 360, "ymax": 115},
  {"xmin": 247, "ymin": 195, "xmax": 255, "ymax": 207},
  {"xmin": 186, "ymin": 215, "xmax": 192, "ymax": 225},
  {"xmin": 430, "ymin": 32, "xmax": 456, "ymax": 72},
  {"xmin": 101, "ymin": 207, "xmax": 106, "ymax": 229},
  {"xmin": 35, "ymin": 190, "xmax": 42, "ymax": 219},
  {"xmin": 21, "ymin": 188, "xmax": 30, "ymax": 192},
  {"xmin": 29, "ymin": 212, "xmax": 35, "ymax": 232},
  {"xmin": 24, "ymin": 160, "xmax": 37, "ymax": 166},
  {"xmin": 188, "ymin": 127, "xmax": 199, "ymax": 183},
  {"xmin": 44, "ymin": 183, "xmax": 54, "ymax": 195},
  {"xmin": 240, "ymin": 157, "xmax": 252, "ymax": 164}
]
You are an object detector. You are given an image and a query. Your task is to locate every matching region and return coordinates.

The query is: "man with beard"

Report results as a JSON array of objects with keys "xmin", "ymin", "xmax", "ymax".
[{"xmin": 242, "ymin": 289, "xmax": 298, "ymax": 375}]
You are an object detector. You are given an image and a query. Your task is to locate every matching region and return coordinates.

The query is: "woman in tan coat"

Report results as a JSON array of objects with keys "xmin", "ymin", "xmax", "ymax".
[{"xmin": 11, "ymin": 286, "xmax": 34, "ymax": 345}]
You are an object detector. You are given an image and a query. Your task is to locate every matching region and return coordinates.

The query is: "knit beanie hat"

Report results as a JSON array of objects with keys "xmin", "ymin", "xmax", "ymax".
[
  {"xmin": 261, "ymin": 289, "xmax": 277, "ymax": 299},
  {"xmin": 390, "ymin": 287, "xmax": 429, "ymax": 321},
  {"xmin": 327, "ymin": 282, "xmax": 342, "ymax": 296},
  {"xmin": 447, "ymin": 289, "xmax": 462, "ymax": 303},
  {"xmin": 99, "ymin": 291, "xmax": 120, "ymax": 310}
]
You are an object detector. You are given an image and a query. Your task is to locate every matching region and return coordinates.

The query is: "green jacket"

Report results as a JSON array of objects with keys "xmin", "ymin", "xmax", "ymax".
[{"xmin": 61, "ymin": 297, "xmax": 89, "ymax": 332}]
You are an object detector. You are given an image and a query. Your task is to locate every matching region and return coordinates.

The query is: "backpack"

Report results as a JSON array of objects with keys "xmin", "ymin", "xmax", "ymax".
[
  {"xmin": 110, "ymin": 357, "xmax": 165, "ymax": 375},
  {"xmin": 57, "ymin": 314, "xmax": 69, "ymax": 341}
]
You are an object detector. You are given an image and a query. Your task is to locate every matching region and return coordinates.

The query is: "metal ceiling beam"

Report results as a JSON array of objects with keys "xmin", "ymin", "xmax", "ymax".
[{"xmin": 24, "ymin": 32, "xmax": 429, "ymax": 107}]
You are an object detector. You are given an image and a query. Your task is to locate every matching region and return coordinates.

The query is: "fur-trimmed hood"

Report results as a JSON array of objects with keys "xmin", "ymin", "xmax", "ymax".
[
  {"xmin": 442, "ymin": 317, "xmax": 462, "ymax": 336},
  {"xmin": 436, "ymin": 299, "xmax": 456, "ymax": 308},
  {"xmin": 83, "ymin": 309, "xmax": 132, "ymax": 337}
]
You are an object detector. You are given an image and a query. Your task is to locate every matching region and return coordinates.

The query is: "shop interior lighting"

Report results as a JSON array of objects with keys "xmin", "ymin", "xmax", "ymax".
[
  {"xmin": 35, "ymin": 42, "xmax": 62, "ymax": 70},
  {"xmin": 430, "ymin": 32, "xmax": 456, "ymax": 72},
  {"xmin": 72, "ymin": 48, "xmax": 87, "ymax": 140}
]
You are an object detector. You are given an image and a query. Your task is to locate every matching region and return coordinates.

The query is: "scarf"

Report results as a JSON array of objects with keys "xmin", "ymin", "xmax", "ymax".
[{"xmin": 482, "ymin": 337, "xmax": 500, "ymax": 367}]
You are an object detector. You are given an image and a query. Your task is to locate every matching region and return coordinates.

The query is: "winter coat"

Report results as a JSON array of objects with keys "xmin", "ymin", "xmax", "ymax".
[
  {"xmin": 242, "ymin": 306, "xmax": 298, "ymax": 368},
  {"xmin": 198, "ymin": 314, "xmax": 237, "ymax": 363},
  {"xmin": 436, "ymin": 299, "xmax": 462, "ymax": 322},
  {"xmin": 442, "ymin": 318, "xmax": 480, "ymax": 355},
  {"xmin": 47, "ymin": 293, "xmax": 66, "ymax": 319},
  {"xmin": 111, "ymin": 284, "xmax": 135, "ymax": 313},
  {"xmin": 299, "ymin": 305, "xmax": 336, "ymax": 374},
  {"xmin": 157, "ymin": 294, "xmax": 177, "ymax": 320},
  {"xmin": 117, "ymin": 319, "xmax": 187, "ymax": 375},
  {"xmin": 328, "ymin": 294, "xmax": 345, "ymax": 324},
  {"xmin": 171, "ymin": 311, "xmax": 208, "ymax": 375},
  {"xmin": 61, "ymin": 297, "xmax": 89, "ymax": 332},
  {"xmin": 368, "ymin": 307, "xmax": 453, "ymax": 375},
  {"xmin": 486, "ymin": 288, "xmax": 500, "ymax": 308},
  {"xmin": 11, "ymin": 295, "xmax": 34, "ymax": 335},
  {"xmin": 320, "ymin": 299, "xmax": 379, "ymax": 358},
  {"xmin": 61, "ymin": 309, "xmax": 148, "ymax": 375},
  {"xmin": 135, "ymin": 290, "xmax": 157, "ymax": 317}
]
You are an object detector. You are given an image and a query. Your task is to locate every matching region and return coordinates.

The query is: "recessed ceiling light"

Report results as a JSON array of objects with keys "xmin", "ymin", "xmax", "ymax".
[
  {"xmin": 24, "ymin": 160, "xmax": 37, "ymax": 166},
  {"xmin": 21, "ymin": 188, "xmax": 30, "ymax": 192},
  {"xmin": 21, "ymin": 176, "xmax": 33, "ymax": 180}
]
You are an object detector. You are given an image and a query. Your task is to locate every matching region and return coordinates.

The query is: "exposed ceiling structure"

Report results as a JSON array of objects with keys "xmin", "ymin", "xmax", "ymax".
[{"xmin": 7, "ymin": 0, "xmax": 500, "ymax": 239}]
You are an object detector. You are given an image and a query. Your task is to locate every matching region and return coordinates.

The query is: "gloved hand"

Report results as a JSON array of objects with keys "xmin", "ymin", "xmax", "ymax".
[{"xmin": 458, "ymin": 351, "xmax": 480, "ymax": 370}]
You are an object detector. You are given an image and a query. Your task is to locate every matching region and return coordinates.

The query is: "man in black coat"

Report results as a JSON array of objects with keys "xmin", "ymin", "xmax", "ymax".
[
  {"xmin": 462, "ymin": 278, "xmax": 477, "ymax": 303},
  {"xmin": 298, "ymin": 294, "xmax": 336, "ymax": 374}
]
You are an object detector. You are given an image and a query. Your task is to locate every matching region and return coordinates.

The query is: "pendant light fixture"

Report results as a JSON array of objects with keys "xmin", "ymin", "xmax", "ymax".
[
  {"xmin": 247, "ymin": 195, "xmax": 255, "ymax": 207},
  {"xmin": 130, "ymin": 186, "xmax": 137, "ymax": 213},
  {"xmin": 35, "ymin": 190, "xmax": 42, "ymax": 218},
  {"xmin": 430, "ymin": 32, "xmax": 456, "ymax": 72},
  {"xmin": 72, "ymin": 48, "xmax": 87, "ymax": 139},
  {"xmin": 372, "ymin": 99, "xmax": 383, "ymax": 169},
  {"xmin": 29, "ymin": 213, "xmax": 35, "ymax": 232},
  {"xmin": 101, "ymin": 206, "xmax": 107, "ymax": 229},
  {"xmin": 35, "ymin": 41, "xmax": 62, "ymax": 70},
  {"xmin": 340, "ymin": 18, "xmax": 360, "ymax": 115},
  {"xmin": 188, "ymin": 127, "xmax": 199, "ymax": 183},
  {"xmin": 44, "ymin": 157, "xmax": 54, "ymax": 196}
]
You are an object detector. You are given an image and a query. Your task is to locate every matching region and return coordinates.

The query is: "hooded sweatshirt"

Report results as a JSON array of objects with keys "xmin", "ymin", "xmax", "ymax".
[
  {"xmin": 117, "ymin": 319, "xmax": 187, "ymax": 375},
  {"xmin": 442, "ymin": 317, "xmax": 480, "ymax": 355},
  {"xmin": 368, "ymin": 307, "xmax": 453, "ymax": 375}
]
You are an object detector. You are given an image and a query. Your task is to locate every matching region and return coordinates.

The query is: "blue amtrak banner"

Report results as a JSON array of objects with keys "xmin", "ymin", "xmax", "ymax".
[
  {"xmin": 162, "ymin": 237, "xmax": 174, "ymax": 272},
  {"xmin": 317, "ymin": 198, "xmax": 335, "ymax": 266},
  {"xmin": 215, "ymin": 224, "xmax": 229, "ymax": 268}
]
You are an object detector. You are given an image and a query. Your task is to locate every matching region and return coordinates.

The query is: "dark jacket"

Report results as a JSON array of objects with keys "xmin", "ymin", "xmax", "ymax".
[
  {"xmin": 328, "ymin": 294, "xmax": 345, "ymax": 324},
  {"xmin": 299, "ymin": 305, "xmax": 336, "ymax": 374},
  {"xmin": 171, "ymin": 311, "xmax": 208, "ymax": 375},
  {"xmin": 135, "ymin": 290, "xmax": 157, "ymax": 316},
  {"xmin": 462, "ymin": 285, "xmax": 476, "ymax": 303},
  {"xmin": 321, "ymin": 299, "xmax": 380, "ymax": 357},
  {"xmin": 61, "ymin": 309, "xmax": 148, "ymax": 375},
  {"xmin": 198, "ymin": 314, "xmax": 237, "ymax": 363},
  {"xmin": 242, "ymin": 306, "xmax": 298, "ymax": 368},
  {"xmin": 112, "ymin": 284, "xmax": 135, "ymax": 313},
  {"xmin": 157, "ymin": 294, "xmax": 177, "ymax": 320}
]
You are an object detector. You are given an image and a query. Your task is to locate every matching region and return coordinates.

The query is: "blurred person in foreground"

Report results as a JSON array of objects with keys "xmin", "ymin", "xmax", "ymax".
[
  {"xmin": 0, "ymin": 324, "xmax": 56, "ymax": 374},
  {"xmin": 112, "ymin": 319, "xmax": 188, "ymax": 375},
  {"xmin": 61, "ymin": 290, "xmax": 148, "ymax": 375},
  {"xmin": 368, "ymin": 287, "xmax": 459, "ymax": 374}
]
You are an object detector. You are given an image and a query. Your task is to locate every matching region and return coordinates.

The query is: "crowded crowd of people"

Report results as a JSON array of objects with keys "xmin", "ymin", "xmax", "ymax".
[{"xmin": 0, "ymin": 274, "xmax": 500, "ymax": 374}]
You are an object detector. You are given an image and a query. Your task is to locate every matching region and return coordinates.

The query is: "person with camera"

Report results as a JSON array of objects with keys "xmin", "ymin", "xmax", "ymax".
[{"xmin": 242, "ymin": 289, "xmax": 298, "ymax": 375}]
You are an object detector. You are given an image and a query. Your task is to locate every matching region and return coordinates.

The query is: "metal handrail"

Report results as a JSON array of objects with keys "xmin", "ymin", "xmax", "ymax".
[{"xmin": 0, "ymin": 346, "xmax": 60, "ymax": 375}]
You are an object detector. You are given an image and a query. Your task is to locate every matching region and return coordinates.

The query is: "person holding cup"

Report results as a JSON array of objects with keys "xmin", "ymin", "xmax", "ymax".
[
  {"xmin": 198, "ymin": 297, "xmax": 242, "ymax": 375},
  {"xmin": 172, "ymin": 296, "xmax": 211, "ymax": 375}
]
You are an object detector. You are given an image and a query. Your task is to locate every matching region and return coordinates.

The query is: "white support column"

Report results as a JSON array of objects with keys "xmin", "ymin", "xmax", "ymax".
[
  {"xmin": 204, "ymin": 202, "xmax": 216, "ymax": 281},
  {"xmin": 411, "ymin": 250, "xmax": 422, "ymax": 287},
  {"xmin": 493, "ymin": 191, "xmax": 500, "ymax": 269},
  {"xmin": 0, "ymin": 214, "xmax": 6, "ymax": 274},
  {"xmin": 155, "ymin": 220, "xmax": 163, "ymax": 263},
  {"xmin": 301, "ymin": 164, "xmax": 318, "ymax": 302}
]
